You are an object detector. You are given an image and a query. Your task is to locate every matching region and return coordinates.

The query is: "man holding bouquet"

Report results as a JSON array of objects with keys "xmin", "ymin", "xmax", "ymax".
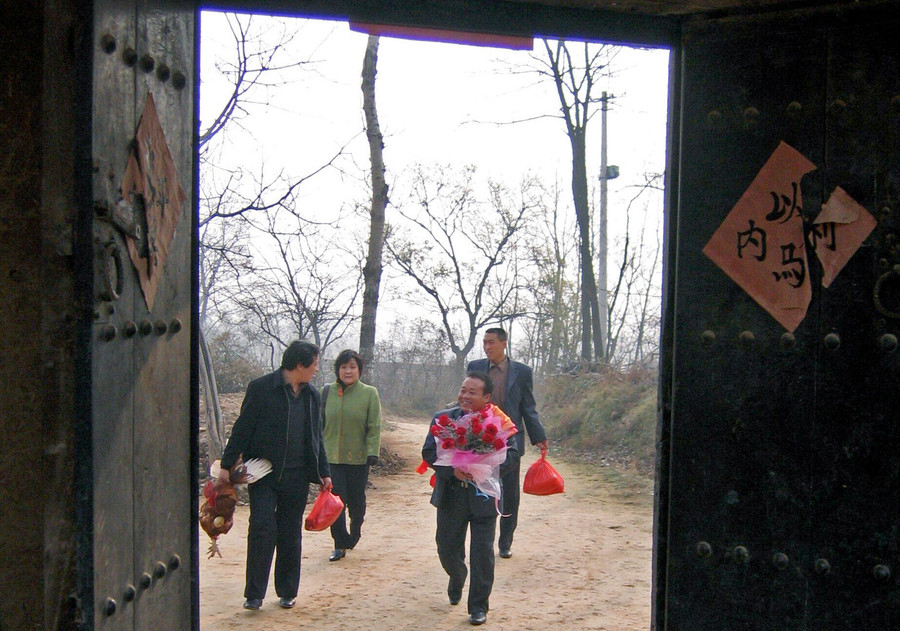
[{"xmin": 422, "ymin": 371, "xmax": 520, "ymax": 626}]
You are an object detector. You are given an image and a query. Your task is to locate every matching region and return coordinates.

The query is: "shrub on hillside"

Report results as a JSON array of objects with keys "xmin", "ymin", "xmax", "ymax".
[
  {"xmin": 541, "ymin": 367, "xmax": 657, "ymax": 475},
  {"xmin": 209, "ymin": 331, "xmax": 268, "ymax": 393}
]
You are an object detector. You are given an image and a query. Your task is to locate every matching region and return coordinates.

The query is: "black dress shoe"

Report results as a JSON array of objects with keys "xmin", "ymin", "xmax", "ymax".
[
  {"xmin": 329, "ymin": 548, "xmax": 346, "ymax": 562},
  {"xmin": 469, "ymin": 611, "xmax": 487, "ymax": 625},
  {"xmin": 243, "ymin": 598, "xmax": 262, "ymax": 610},
  {"xmin": 278, "ymin": 597, "xmax": 295, "ymax": 609},
  {"xmin": 448, "ymin": 582, "xmax": 462, "ymax": 605},
  {"xmin": 499, "ymin": 548, "xmax": 512, "ymax": 558}
]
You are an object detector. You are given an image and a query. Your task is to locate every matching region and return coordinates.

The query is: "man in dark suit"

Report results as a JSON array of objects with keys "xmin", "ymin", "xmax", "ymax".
[
  {"xmin": 219, "ymin": 340, "xmax": 332, "ymax": 611},
  {"xmin": 467, "ymin": 327, "xmax": 547, "ymax": 559},
  {"xmin": 422, "ymin": 371, "xmax": 520, "ymax": 626}
]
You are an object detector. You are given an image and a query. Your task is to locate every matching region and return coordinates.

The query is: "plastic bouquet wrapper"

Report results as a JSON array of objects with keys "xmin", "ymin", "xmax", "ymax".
[
  {"xmin": 431, "ymin": 404, "xmax": 518, "ymax": 507},
  {"xmin": 523, "ymin": 449, "xmax": 565, "ymax": 496},
  {"xmin": 305, "ymin": 488, "xmax": 344, "ymax": 531},
  {"xmin": 200, "ymin": 457, "xmax": 272, "ymax": 558}
]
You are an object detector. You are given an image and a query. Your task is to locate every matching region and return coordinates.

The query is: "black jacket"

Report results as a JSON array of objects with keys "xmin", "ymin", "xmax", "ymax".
[
  {"xmin": 422, "ymin": 405, "xmax": 520, "ymax": 517},
  {"xmin": 222, "ymin": 369, "xmax": 331, "ymax": 483}
]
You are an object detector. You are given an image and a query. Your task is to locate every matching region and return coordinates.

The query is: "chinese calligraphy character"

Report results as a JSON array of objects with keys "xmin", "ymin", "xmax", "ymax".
[
  {"xmin": 766, "ymin": 181, "xmax": 802, "ymax": 223},
  {"xmin": 808, "ymin": 221, "xmax": 837, "ymax": 253},
  {"xmin": 772, "ymin": 243, "xmax": 806, "ymax": 288},
  {"xmin": 737, "ymin": 219, "xmax": 767, "ymax": 261}
]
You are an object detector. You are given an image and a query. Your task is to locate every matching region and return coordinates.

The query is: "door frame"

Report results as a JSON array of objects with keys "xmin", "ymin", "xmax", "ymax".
[{"xmin": 196, "ymin": 1, "xmax": 682, "ymax": 629}]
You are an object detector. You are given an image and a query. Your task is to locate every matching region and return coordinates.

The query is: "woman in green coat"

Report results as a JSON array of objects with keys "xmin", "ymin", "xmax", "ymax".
[{"xmin": 321, "ymin": 349, "xmax": 382, "ymax": 561}]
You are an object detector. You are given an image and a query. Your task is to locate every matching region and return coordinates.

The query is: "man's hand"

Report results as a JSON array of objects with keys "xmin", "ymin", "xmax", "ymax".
[
  {"xmin": 453, "ymin": 468, "xmax": 473, "ymax": 482},
  {"xmin": 535, "ymin": 440, "xmax": 549, "ymax": 452},
  {"xmin": 217, "ymin": 467, "xmax": 230, "ymax": 483},
  {"xmin": 321, "ymin": 476, "xmax": 333, "ymax": 492}
]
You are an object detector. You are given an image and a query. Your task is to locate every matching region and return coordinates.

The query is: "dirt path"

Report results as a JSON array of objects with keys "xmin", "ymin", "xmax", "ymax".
[{"xmin": 199, "ymin": 416, "xmax": 653, "ymax": 630}]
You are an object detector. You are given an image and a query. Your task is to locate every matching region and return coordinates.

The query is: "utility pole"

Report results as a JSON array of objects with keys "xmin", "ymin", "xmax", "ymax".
[
  {"xmin": 598, "ymin": 91, "xmax": 609, "ymax": 361},
  {"xmin": 598, "ymin": 91, "xmax": 618, "ymax": 362}
]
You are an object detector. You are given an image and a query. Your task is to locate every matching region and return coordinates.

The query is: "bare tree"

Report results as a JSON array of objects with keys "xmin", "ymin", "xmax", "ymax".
[
  {"xmin": 370, "ymin": 318, "xmax": 457, "ymax": 412},
  {"xmin": 199, "ymin": 13, "xmax": 351, "ymax": 313},
  {"xmin": 386, "ymin": 165, "xmax": 536, "ymax": 376},
  {"xmin": 515, "ymin": 177, "xmax": 580, "ymax": 373},
  {"xmin": 630, "ymin": 216, "xmax": 662, "ymax": 366},
  {"xmin": 605, "ymin": 173, "xmax": 663, "ymax": 365},
  {"xmin": 536, "ymin": 39, "xmax": 619, "ymax": 363},
  {"xmin": 199, "ymin": 14, "xmax": 314, "ymax": 152},
  {"xmin": 199, "ymin": 218, "xmax": 250, "ymax": 329},
  {"xmin": 223, "ymin": 206, "xmax": 361, "ymax": 359},
  {"xmin": 359, "ymin": 34, "xmax": 387, "ymax": 366},
  {"xmin": 197, "ymin": 13, "xmax": 331, "ymax": 460},
  {"xmin": 198, "ymin": 14, "xmax": 361, "ymax": 387},
  {"xmin": 198, "ymin": 219, "xmax": 250, "ymax": 464},
  {"xmin": 199, "ymin": 330, "xmax": 227, "ymax": 469}
]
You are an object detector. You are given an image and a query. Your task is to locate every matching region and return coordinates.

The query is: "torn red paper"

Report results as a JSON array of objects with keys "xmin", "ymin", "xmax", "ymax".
[
  {"xmin": 703, "ymin": 142, "xmax": 816, "ymax": 332},
  {"xmin": 349, "ymin": 22, "xmax": 533, "ymax": 50},
  {"xmin": 122, "ymin": 93, "xmax": 186, "ymax": 311},
  {"xmin": 811, "ymin": 186, "xmax": 877, "ymax": 288}
]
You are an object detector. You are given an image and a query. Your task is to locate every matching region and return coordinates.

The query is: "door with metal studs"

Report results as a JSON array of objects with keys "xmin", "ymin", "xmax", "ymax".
[
  {"xmin": 88, "ymin": 2, "xmax": 194, "ymax": 629},
  {"xmin": 660, "ymin": 4, "xmax": 900, "ymax": 629}
]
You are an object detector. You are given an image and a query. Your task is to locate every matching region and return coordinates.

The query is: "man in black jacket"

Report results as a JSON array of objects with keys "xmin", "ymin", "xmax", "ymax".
[
  {"xmin": 219, "ymin": 340, "xmax": 332, "ymax": 611},
  {"xmin": 467, "ymin": 327, "xmax": 547, "ymax": 559},
  {"xmin": 423, "ymin": 371, "xmax": 520, "ymax": 626}
]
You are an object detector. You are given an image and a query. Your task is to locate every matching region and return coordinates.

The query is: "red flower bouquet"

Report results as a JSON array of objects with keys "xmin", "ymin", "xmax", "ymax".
[{"xmin": 432, "ymin": 404, "xmax": 518, "ymax": 502}]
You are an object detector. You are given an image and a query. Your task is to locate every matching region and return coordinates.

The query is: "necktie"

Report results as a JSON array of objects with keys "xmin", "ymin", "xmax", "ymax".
[{"xmin": 490, "ymin": 364, "xmax": 505, "ymax": 407}]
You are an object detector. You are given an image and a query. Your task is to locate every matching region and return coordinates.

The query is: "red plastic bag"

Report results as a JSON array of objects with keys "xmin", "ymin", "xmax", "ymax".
[
  {"xmin": 523, "ymin": 450, "xmax": 564, "ymax": 496},
  {"xmin": 304, "ymin": 489, "xmax": 345, "ymax": 531}
]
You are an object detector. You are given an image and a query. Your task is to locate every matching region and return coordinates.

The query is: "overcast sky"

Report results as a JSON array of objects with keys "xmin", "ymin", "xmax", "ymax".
[
  {"xmin": 199, "ymin": 13, "xmax": 670, "ymax": 342},
  {"xmin": 200, "ymin": 13, "xmax": 669, "ymax": 226}
]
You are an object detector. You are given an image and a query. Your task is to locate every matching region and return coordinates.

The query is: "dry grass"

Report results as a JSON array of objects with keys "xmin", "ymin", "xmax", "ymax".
[{"xmin": 541, "ymin": 367, "xmax": 658, "ymax": 490}]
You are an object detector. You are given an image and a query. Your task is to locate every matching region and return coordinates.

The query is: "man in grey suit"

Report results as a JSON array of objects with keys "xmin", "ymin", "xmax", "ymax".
[{"xmin": 467, "ymin": 327, "xmax": 547, "ymax": 558}]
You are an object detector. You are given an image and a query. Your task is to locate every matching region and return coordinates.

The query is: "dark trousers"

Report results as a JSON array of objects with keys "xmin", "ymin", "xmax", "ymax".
[
  {"xmin": 498, "ymin": 458, "xmax": 521, "ymax": 551},
  {"xmin": 329, "ymin": 463, "xmax": 369, "ymax": 550},
  {"xmin": 436, "ymin": 483, "xmax": 497, "ymax": 615},
  {"xmin": 245, "ymin": 467, "xmax": 309, "ymax": 600}
]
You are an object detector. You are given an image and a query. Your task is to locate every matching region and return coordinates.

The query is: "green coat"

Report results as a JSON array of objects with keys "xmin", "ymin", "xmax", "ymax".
[{"xmin": 322, "ymin": 380, "xmax": 382, "ymax": 465}]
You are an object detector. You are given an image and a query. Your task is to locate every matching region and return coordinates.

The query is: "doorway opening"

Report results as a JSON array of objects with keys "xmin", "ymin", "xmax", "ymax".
[{"xmin": 197, "ymin": 10, "xmax": 669, "ymax": 629}]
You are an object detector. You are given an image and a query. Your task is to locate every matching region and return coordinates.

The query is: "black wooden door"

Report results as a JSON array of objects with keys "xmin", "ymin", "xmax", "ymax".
[
  {"xmin": 660, "ymin": 4, "xmax": 900, "ymax": 629},
  {"xmin": 88, "ymin": 2, "xmax": 195, "ymax": 629},
  {"xmin": 806, "ymin": 12, "xmax": 900, "ymax": 629}
]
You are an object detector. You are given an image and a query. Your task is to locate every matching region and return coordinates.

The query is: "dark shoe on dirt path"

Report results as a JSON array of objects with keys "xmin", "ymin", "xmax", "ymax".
[
  {"xmin": 448, "ymin": 581, "xmax": 462, "ymax": 605},
  {"xmin": 329, "ymin": 548, "xmax": 347, "ymax": 562}
]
